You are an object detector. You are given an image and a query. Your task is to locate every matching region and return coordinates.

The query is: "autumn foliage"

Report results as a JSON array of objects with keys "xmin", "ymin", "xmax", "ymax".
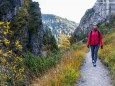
[
  {"xmin": 58, "ymin": 34, "xmax": 70, "ymax": 48},
  {"xmin": 0, "ymin": 22, "xmax": 27, "ymax": 85},
  {"xmin": 31, "ymin": 44, "xmax": 87, "ymax": 86}
]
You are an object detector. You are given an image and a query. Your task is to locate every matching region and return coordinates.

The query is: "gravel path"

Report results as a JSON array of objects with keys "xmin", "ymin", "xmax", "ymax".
[{"xmin": 74, "ymin": 51, "xmax": 112, "ymax": 86}]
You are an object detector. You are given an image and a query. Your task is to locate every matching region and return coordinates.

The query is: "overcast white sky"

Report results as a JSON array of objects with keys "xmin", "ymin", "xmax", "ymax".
[{"xmin": 33, "ymin": 0, "xmax": 97, "ymax": 23}]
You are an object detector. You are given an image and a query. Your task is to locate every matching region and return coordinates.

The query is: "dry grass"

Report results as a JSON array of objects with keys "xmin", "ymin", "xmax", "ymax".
[
  {"xmin": 99, "ymin": 30, "xmax": 115, "ymax": 85},
  {"xmin": 30, "ymin": 44, "xmax": 87, "ymax": 86}
]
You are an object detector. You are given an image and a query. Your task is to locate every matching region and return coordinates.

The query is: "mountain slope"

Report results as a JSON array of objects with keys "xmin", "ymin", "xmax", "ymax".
[
  {"xmin": 42, "ymin": 14, "xmax": 78, "ymax": 42},
  {"xmin": 74, "ymin": 0, "xmax": 115, "ymax": 41}
]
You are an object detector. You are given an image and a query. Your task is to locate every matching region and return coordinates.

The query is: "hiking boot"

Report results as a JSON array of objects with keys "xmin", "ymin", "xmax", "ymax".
[{"xmin": 93, "ymin": 63, "xmax": 96, "ymax": 67}]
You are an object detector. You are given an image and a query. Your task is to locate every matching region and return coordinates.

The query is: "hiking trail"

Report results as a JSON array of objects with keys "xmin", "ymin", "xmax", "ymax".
[{"xmin": 74, "ymin": 51, "xmax": 112, "ymax": 86}]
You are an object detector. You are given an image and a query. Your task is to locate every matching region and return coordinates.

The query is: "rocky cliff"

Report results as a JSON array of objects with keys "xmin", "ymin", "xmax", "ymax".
[
  {"xmin": 0, "ymin": 0, "xmax": 26, "ymax": 21},
  {"xmin": 74, "ymin": 0, "xmax": 115, "ymax": 41},
  {"xmin": 0, "ymin": 0, "xmax": 57, "ymax": 56}
]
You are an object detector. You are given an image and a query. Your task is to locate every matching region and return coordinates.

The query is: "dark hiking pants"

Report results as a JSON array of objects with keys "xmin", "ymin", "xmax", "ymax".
[{"xmin": 90, "ymin": 45, "xmax": 99, "ymax": 63}]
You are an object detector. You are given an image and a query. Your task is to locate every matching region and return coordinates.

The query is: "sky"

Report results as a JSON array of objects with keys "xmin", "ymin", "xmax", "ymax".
[{"xmin": 33, "ymin": 0, "xmax": 97, "ymax": 23}]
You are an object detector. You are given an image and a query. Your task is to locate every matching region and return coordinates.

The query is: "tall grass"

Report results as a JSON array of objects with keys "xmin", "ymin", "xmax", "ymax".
[
  {"xmin": 30, "ymin": 44, "xmax": 87, "ymax": 86},
  {"xmin": 99, "ymin": 29, "xmax": 115, "ymax": 85}
]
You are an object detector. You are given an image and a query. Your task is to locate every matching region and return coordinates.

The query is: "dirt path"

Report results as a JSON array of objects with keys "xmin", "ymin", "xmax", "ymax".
[{"xmin": 74, "ymin": 51, "xmax": 112, "ymax": 86}]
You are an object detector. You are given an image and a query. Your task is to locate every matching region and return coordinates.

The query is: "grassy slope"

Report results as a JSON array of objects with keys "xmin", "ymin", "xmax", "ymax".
[
  {"xmin": 30, "ymin": 44, "xmax": 87, "ymax": 86},
  {"xmin": 99, "ymin": 28, "xmax": 115, "ymax": 85}
]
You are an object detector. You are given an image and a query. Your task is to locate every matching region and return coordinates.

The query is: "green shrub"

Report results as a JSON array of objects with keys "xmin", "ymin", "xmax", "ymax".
[{"xmin": 24, "ymin": 51, "xmax": 61, "ymax": 76}]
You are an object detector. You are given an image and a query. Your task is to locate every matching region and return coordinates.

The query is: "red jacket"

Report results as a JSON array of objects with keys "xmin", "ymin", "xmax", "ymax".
[{"xmin": 87, "ymin": 29, "xmax": 103, "ymax": 46}]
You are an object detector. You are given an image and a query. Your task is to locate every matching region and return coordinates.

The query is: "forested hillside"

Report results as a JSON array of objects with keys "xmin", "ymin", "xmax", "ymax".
[{"xmin": 42, "ymin": 14, "xmax": 78, "ymax": 42}]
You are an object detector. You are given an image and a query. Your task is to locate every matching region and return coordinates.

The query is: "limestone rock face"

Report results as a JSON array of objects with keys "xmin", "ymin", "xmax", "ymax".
[
  {"xmin": 0, "ymin": 0, "xmax": 25, "ymax": 21},
  {"xmin": 74, "ymin": 0, "xmax": 115, "ymax": 39},
  {"xmin": 28, "ymin": 2, "xmax": 44, "ymax": 56}
]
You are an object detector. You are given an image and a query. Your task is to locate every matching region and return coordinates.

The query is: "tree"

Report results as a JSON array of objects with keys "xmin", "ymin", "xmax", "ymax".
[{"xmin": 59, "ymin": 34, "xmax": 70, "ymax": 48}]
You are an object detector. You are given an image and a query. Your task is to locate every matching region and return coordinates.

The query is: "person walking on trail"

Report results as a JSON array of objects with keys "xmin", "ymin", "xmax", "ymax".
[{"xmin": 87, "ymin": 22, "xmax": 103, "ymax": 67}]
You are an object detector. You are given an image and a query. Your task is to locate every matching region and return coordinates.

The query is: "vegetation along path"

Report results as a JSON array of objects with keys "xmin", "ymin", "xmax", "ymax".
[{"xmin": 74, "ymin": 51, "xmax": 112, "ymax": 86}]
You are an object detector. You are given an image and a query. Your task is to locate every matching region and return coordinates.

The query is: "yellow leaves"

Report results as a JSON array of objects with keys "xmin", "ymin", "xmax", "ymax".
[
  {"xmin": 3, "ymin": 22, "xmax": 10, "ymax": 35},
  {"xmin": 0, "ymin": 22, "xmax": 4, "ymax": 25},
  {"xmin": 0, "ymin": 52, "xmax": 25, "ymax": 85},
  {"xmin": 1, "ymin": 21, "xmax": 23, "ymax": 51},
  {"xmin": 0, "ymin": 21, "xmax": 23, "ymax": 51},
  {"xmin": 8, "ymin": 50, "xmax": 13, "ymax": 53},
  {"xmin": 3, "ymin": 53, "xmax": 8, "ymax": 57},
  {"xmin": 0, "ymin": 21, "xmax": 25, "ymax": 85},
  {"xmin": 1, "ymin": 57, "xmax": 6, "ymax": 63},
  {"xmin": 4, "ymin": 38, "xmax": 10, "ymax": 45},
  {"xmin": 15, "ymin": 40, "xmax": 20, "ymax": 45},
  {"xmin": 0, "ymin": 21, "xmax": 11, "ymax": 46},
  {"xmin": 15, "ymin": 40, "xmax": 22, "ymax": 50},
  {"xmin": 4, "ymin": 22, "xmax": 10, "ymax": 28},
  {"xmin": 3, "ymin": 31, "xmax": 8, "ymax": 35},
  {"xmin": 0, "ymin": 21, "xmax": 10, "ymax": 29},
  {"xmin": 0, "ymin": 49, "xmax": 3, "ymax": 54},
  {"xmin": 19, "ymin": 67, "xmax": 25, "ymax": 73},
  {"xmin": 4, "ymin": 22, "xmax": 10, "ymax": 29},
  {"xmin": 58, "ymin": 34, "xmax": 70, "ymax": 48},
  {"xmin": 0, "ymin": 22, "xmax": 4, "ymax": 29},
  {"xmin": 6, "ymin": 22, "xmax": 10, "ymax": 25}
]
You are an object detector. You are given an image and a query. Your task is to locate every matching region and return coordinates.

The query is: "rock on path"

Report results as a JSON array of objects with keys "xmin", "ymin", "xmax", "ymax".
[{"xmin": 75, "ymin": 51, "xmax": 112, "ymax": 86}]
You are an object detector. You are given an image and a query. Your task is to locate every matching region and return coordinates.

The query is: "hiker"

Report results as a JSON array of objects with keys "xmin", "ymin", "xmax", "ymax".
[{"xmin": 87, "ymin": 22, "xmax": 103, "ymax": 67}]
